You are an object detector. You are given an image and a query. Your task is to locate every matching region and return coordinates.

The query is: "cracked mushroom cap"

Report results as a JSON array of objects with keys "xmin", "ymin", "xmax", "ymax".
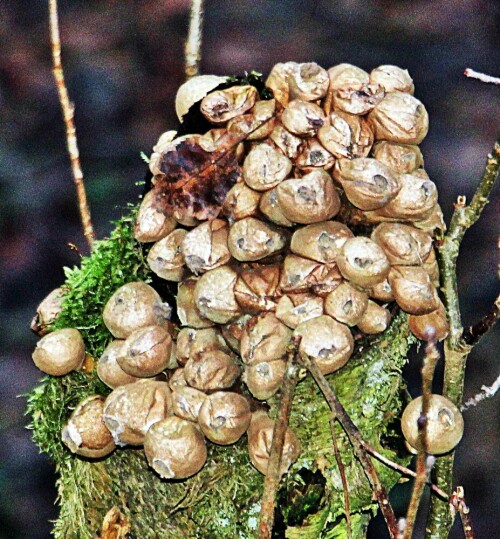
[
  {"xmin": 32, "ymin": 328, "xmax": 86, "ymax": 376},
  {"xmin": 144, "ymin": 416, "xmax": 207, "ymax": 479},
  {"xmin": 62, "ymin": 395, "xmax": 115, "ymax": 458},
  {"xmin": 198, "ymin": 391, "xmax": 251, "ymax": 445},
  {"xmin": 103, "ymin": 282, "xmax": 172, "ymax": 339}
]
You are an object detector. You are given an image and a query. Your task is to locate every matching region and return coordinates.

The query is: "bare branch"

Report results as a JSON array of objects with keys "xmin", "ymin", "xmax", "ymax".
[
  {"xmin": 362, "ymin": 442, "xmax": 448, "ymax": 500},
  {"xmin": 462, "ymin": 372, "xmax": 500, "ymax": 411},
  {"xmin": 258, "ymin": 338, "xmax": 301, "ymax": 539},
  {"xmin": 427, "ymin": 137, "xmax": 500, "ymax": 537},
  {"xmin": 185, "ymin": 0, "xmax": 204, "ymax": 80},
  {"xmin": 464, "ymin": 68, "xmax": 500, "ymax": 85},
  {"xmin": 301, "ymin": 356, "xmax": 399, "ymax": 539},
  {"xmin": 403, "ymin": 341, "xmax": 440, "ymax": 539},
  {"xmin": 461, "ymin": 293, "xmax": 500, "ymax": 346},
  {"xmin": 49, "ymin": 0, "xmax": 95, "ymax": 249},
  {"xmin": 329, "ymin": 417, "xmax": 352, "ymax": 538}
]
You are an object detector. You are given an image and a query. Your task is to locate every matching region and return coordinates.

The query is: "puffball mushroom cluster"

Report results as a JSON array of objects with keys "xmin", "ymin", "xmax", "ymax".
[{"xmin": 31, "ymin": 61, "xmax": 464, "ymax": 482}]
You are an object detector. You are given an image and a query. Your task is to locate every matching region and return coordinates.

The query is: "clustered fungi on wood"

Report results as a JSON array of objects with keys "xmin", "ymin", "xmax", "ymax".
[{"xmin": 30, "ymin": 61, "xmax": 469, "ymax": 535}]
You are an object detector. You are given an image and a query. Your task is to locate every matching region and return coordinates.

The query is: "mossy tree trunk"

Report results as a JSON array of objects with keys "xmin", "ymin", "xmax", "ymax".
[{"xmin": 28, "ymin": 211, "xmax": 416, "ymax": 539}]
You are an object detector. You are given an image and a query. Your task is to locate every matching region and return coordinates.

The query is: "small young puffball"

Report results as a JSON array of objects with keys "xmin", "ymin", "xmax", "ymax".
[{"xmin": 32, "ymin": 328, "xmax": 86, "ymax": 376}]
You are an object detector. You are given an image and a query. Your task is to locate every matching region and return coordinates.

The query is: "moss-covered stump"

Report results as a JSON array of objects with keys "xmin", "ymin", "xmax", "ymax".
[{"xmin": 27, "ymin": 213, "xmax": 415, "ymax": 538}]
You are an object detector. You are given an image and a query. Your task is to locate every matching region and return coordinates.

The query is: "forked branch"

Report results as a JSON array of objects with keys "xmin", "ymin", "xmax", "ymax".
[{"xmin": 49, "ymin": 0, "xmax": 95, "ymax": 249}]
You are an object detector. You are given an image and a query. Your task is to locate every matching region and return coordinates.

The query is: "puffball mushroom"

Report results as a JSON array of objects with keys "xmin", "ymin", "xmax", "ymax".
[
  {"xmin": 198, "ymin": 391, "xmax": 251, "ymax": 445},
  {"xmin": 401, "ymin": 395, "xmax": 464, "ymax": 455},
  {"xmin": 32, "ymin": 328, "xmax": 85, "ymax": 376},
  {"xmin": 144, "ymin": 416, "xmax": 207, "ymax": 479},
  {"xmin": 103, "ymin": 281, "xmax": 172, "ymax": 339},
  {"xmin": 62, "ymin": 395, "xmax": 115, "ymax": 458},
  {"xmin": 103, "ymin": 379, "xmax": 172, "ymax": 446}
]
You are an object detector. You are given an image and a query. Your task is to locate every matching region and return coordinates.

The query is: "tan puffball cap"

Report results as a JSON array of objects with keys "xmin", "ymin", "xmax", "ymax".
[
  {"xmin": 97, "ymin": 340, "xmax": 147, "ymax": 389},
  {"xmin": 401, "ymin": 395, "xmax": 464, "ymax": 455},
  {"xmin": 290, "ymin": 221, "xmax": 353, "ymax": 263},
  {"xmin": 103, "ymin": 282, "xmax": 172, "ymax": 339},
  {"xmin": 61, "ymin": 395, "xmax": 115, "ymax": 458},
  {"xmin": 247, "ymin": 411, "xmax": 300, "ymax": 475},
  {"xmin": 31, "ymin": 287, "xmax": 65, "ymax": 336},
  {"xmin": 144, "ymin": 416, "xmax": 207, "ymax": 479},
  {"xmin": 103, "ymin": 379, "xmax": 172, "ymax": 446},
  {"xmin": 32, "ymin": 328, "xmax": 85, "ymax": 376},
  {"xmin": 175, "ymin": 75, "xmax": 227, "ymax": 121},
  {"xmin": 336, "ymin": 237, "xmax": 391, "ymax": 288},
  {"xmin": 198, "ymin": 391, "xmax": 251, "ymax": 445},
  {"xmin": 294, "ymin": 315, "xmax": 354, "ymax": 375},
  {"xmin": 134, "ymin": 190, "xmax": 177, "ymax": 243},
  {"xmin": 117, "ymin": 325, "xmax": 174, "ymax": 377}
]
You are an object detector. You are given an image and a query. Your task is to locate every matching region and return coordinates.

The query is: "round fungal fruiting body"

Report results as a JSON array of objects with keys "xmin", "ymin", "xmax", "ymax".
[
  {"xmin": 147, "ymin": 229, "xmax": 187, "ymax": 281},
  {"xmin": 61, "ymin": 395, "xmax": 115, "ymax": 458},
  {"xmin": 279, "ymin": 255, "xmax": 342, "ymax": 296},
  {"xmin": 198, "ymin": 391, "xmax": 251, "ymax": 445},
  {"xmin": 281, "ymin": 99, "xmax": 326, "ymax": 137},
  {"xmin": 117, "ymin": 325, "xmax": 174, "ymax": 377},
  {"xmin": 32, "ymin": 328, "xmax": 85, "ymax": 376},
  {"xmin": 234, "ymin": 265, "xmax": 281, "ymax": 313},
  {"xmin": 182, "ymin": 220, "xmax": 231, "ymax": 275},
  {"xmin": 368, "ymin": 91, "xmax": 429, "ymax": 144},
  {"xmin": 171, "ymin": 386, "xmax": 207, "ymax": 422},
  {"xmin": 336, "ymin": 237, "xmax": 390, "ymax": 288},
  {"xmin": 228, "ymin": 217, "xmax": 288, "ymax": 262},
  {"xmin": 134, "ymin": 190, "xmax": 177, "ymax": 243},
  {"xmin": 371, "ymin": 141, "xmax": 423, "ymax": 174},
  {"xmin": 31, "ymin": 287, "xmax": 65, "ymax": 336},
  {"xmin": 176, "ymin": 278, "xmax": 214, "ymax": 329},
  {"xmin": 371, "ymin": 222, "xmax": 428, "ymax": 266},
  {"xmin": 247, "ymin": 411, "xmax": 300, "ymax": 475},
  {"xmin": 294, "ymin": 315, "xmax": 354, "ymax": 375},
  {"xmin": 401, "ymin": 395, "xmax": 464, "ymax": 455},
  {"xmin": 318, "ymin": 111, "xmax": 373, "ymax": 159},
  {"xmin": 324, "ymin": 282, "xmax": 368, "ymax": 326},
  {"xmin": 259, "ymin": 188, "xmax": 295, "ymax": 227},
  {"xmin": 240, "ymin": 313, "xmax": 292, "ymax": 365},
  {"xmin": 356, "ymin": 300, "xmax": 391, "ymax": 334},
  {"xmin": 183, "ymin": 349, "xmax": 241, "ymax": 391},
  {"xmin": 408, "ymin": 300, "xmax": 449, "ymax": 342},
  {"xmin": 290, "ymin": 221, "xmax": 353, "ymax": 263},
  {"xmin": 175, "ymin": 74, "xmax": 227, "ymax": 121},
  {"xmin": 103, "ymin": 379, "xmax": 172, "ymax": 446},
  {"xmin": 275, "ymin": 293, "xmax": 324, "ymax": 329},
  {"xmin": 243, "ymin": 142, "xmax": 292, "ymax": 191},
  {"xmin": 144, "ymin": 416, "xmax": 207, "ymax": 479},
  {"xmin": 333, "ymin": 157, "xmax": 400, "ymax": 211},
  {"xmin": 389, "ymin": 266, "xmax": 439, "ymax": 315},
  {"xmin": 97, "ymin": 340, "xmax": 148, "ymax": 388},
  {"xmin": 103, "ymin": 282, "xmax": 171, "ymax": 339},
  {"xmin": 369, "ymin": 65, "xmax": 414, "ymax": 94},
  {"xmin": 276, "ymin": 170, "xmax": 340, "ymax": 224},
  {"xmin": 194, "ymin": 266, "xmax": 241, "ymax": 324},
  {"xmin": 222, "ymin": 182, "xmax": 261, "ymax": 221},
  {"xmin": 200, "ymin": 85, "xmax": 258, "ymax": 124},
  {"xmin": 243, "ymin": 359, "xmax": 286, "ymax": 400},
  {"xmin": 288, "ymin": 62, "xmax": 329, "ymax": 102},
  {"xmin": 176, "ymin": 327, "xmax": 228, "ymax": 366}
]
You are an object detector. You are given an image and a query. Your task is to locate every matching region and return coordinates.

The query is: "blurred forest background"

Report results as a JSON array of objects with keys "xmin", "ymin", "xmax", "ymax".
[{"xmin": 0, "ymin": 1, "xmax": 498, "ymax": 538}]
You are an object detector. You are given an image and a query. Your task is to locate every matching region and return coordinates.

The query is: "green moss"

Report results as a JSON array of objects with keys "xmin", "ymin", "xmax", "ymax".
[{"xmin": 27, "ymin": 209, "xmax": 415, "ymax": 538}]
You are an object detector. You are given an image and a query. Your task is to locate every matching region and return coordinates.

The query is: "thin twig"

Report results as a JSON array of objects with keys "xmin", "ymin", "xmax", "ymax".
[
  {"xmin": 49, "ymin": 0, "xmax": 95, "ymax": 249},
  {"xmin": 258, "ymin": 337, "xmax": 301, "ymax": 539},
  {"xmin": 464, "ymin": 68, "xmax": 500, "ymax": 85},
  {"xmin": 427, "ymin": 139, "xmax": 500, "ymax": 538},
  {"xmin": 450, "ymin": 487, "xmax": 475, "ymax": 539},
  {"xmin": 462, "ymin": 371, "xmax": 500, "ymax": 411},
  {"xmin": 361, "ymin": 442, "xmax": 448, "ymax": 500},
  {"xmin": 329, "ymin": 417, "xmax": 352, "ymax": 538},
  {"xmin": 461, "ymin": 293, "xmax": 500, "ymax": 346},
  {"xmin": 301, "ymin": 356, "xmax": 399, "ymax": 539},
  {"xmin": 185, "ymin": 0, "xmax": 204, "ymax": 80},
  {"xmin": 403, "ymin": 342, "xmax": 440, "ymax": 539}
]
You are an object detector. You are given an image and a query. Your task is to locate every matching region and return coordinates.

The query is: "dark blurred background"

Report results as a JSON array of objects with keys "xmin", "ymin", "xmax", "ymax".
[{"xmin": 0, "ymin": 1, "xmax": 498, "ymax": 537}]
